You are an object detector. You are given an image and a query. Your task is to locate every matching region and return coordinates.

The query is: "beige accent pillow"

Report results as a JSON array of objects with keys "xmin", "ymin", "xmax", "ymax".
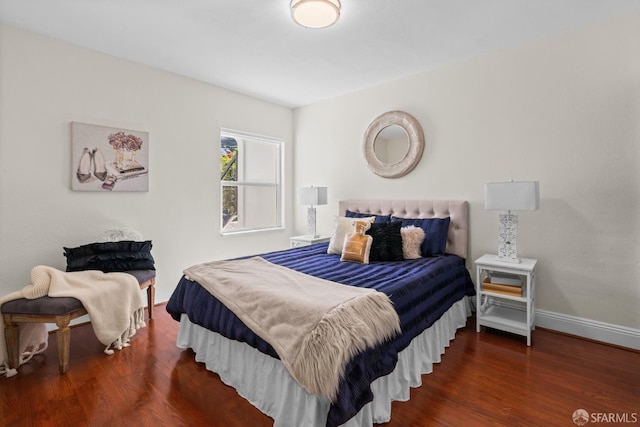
[
  {"xmin": 400, "ymin": 225, "xmax": 425, "ymax": 259},
  {"xmin": 327, "ymin": 216, "xmax": 375, "ymax": 255},
  {"xmin": 341, "ymin": 221, "xmax": 373, "ymax": 264}
]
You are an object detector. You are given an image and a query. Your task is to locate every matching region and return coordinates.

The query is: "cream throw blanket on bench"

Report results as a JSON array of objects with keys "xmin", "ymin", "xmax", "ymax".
[
  {"xmin": 184, "ymin": 257, "xmax": 401, "ymax": 402},
  {"xmin": 1, "ymin": 266, "xmax": 145, "ymax": 377}
]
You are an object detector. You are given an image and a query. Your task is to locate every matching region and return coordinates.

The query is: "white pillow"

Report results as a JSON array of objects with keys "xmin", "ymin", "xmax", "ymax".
[
  {"xmin": 400, "ymin": 225, "xmax": 425, "ymax": 259},
  {"xmin": 96, "ymin": 227, "xmax": 144, "ymax": 242},
  {"xmin": 327, "ymin": 216, "xmax": 375, "ymax": 255}
]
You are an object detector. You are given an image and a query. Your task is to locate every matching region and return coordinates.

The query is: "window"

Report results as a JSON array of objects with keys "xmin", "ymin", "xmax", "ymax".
[{"xmin": 220, "ymin": 129, "xmax": 284, "ymax": 234}]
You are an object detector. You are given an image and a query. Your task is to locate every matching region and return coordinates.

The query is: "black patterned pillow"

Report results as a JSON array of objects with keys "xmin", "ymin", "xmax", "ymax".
[{"xmin": 366, "ymin": 221, "xmax": 404, "ymax": 262}]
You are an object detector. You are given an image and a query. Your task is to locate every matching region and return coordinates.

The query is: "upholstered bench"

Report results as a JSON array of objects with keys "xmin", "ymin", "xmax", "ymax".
[{"xmin": 1, "ymin": 270, "xmax": 155, "ymax": 374}]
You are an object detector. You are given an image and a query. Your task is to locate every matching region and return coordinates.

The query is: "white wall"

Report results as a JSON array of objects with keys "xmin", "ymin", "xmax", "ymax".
[
  {"xmin": 293, "ymin": 13, "xmax": 640, "ymax": 331},
  {"xmin": 0, "ymin": 24, "xmax": 293, "ymax": 304}
]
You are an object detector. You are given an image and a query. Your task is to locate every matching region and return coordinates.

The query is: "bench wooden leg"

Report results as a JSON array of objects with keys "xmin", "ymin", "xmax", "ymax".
[
  {"xmin": 3, "ymin": 314, "xmax": 19, "ymax": 370},
  {"xmin": 55, "ymin": 314, "xmax": 72, "ymax": 374},
  {"xmin": 146, "ymin": 278, "xmax": 155, "ymax": 320}
]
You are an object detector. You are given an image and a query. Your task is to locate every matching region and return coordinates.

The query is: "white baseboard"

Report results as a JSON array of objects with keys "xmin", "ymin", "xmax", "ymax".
[{"xmin": 535, "ymin": 309, "xmax": 640, "ymax": 351}]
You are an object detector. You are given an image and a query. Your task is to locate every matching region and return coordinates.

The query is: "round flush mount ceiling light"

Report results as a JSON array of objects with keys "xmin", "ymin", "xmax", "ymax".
[{"xmin": 291, "ymin": 0, "xmax": 341, "ymax": 29}]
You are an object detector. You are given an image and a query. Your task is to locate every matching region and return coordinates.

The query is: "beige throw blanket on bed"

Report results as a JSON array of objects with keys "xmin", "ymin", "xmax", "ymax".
[
  {"xmin": 1, "ymin": 266, "xmax": 145, "ymax": 377},
  {"xmin": 184, "ymin": 257, "xmax": 401, "ymax": 401}
]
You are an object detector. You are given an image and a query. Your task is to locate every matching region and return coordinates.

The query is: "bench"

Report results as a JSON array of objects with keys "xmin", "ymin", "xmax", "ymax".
[{"xmin": 2, "ymin": 270, "xmax": 155, "ymax": 374}]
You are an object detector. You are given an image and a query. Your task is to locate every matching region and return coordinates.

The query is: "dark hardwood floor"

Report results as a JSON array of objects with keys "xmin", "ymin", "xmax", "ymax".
[{"xmin": 1, "ymin": 303, "xmax": 638, "ymax": 427}]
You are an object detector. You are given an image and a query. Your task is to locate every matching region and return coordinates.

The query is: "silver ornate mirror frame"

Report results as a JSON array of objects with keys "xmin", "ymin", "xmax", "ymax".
[{"xmin": 363, "ymin": 110, "xmax": 425, "ymax": 178}]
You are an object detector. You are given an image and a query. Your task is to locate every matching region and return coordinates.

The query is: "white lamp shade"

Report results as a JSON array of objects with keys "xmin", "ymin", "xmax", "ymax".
[
  {"xmin": 485, "ymin": 181, "xmax": 539, "ymax": 211},
  {"xmin": 291, "ymin": 0, "xmax": 341, "ymax": 29},
  {"xmin": 299, "ymin": 186, "xmax": 328, "ymax": 206}
]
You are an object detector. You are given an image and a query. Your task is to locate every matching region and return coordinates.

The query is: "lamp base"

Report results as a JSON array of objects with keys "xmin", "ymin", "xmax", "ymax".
[
  {"xmin": 306, "ymin": 206, "xmax": 318, "ymax": 238},
  {"xmin": 497, "ymin": 213, "xmax": 519, "ymax": 263}
]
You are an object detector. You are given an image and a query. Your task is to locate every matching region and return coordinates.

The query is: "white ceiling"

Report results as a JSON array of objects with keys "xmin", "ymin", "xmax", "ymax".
[{"xmin": 1, "ymin": 0, "xmax": 639, "ymax": 108}]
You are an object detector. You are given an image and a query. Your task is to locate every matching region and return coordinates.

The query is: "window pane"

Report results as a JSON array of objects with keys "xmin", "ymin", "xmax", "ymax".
[
  {"xmin": 220, "ymin": 129, "xmax": 283, "ymax": 234},
  {"xmin": 221, "ymin": 185, "xmax": 278, "ymax": 232},
  {"xmin": 220, "ymin": 136, "xmax": 238, "ymax": 182},
  {"xmin": 241, "ymin": 138, "xmax": 278, "ymax": 183},
  {"xmin": 222, "ymin": 185, "xmax": 238, "ymax": 227}
]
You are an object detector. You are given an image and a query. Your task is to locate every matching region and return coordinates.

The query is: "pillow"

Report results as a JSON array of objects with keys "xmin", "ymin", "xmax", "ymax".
[
  {"xmin": 63, "ymin": 240, "xmax": 155, "ymax": 272},
  {"xmin": 391, "ymin": 216, "xmax": 450, "ymax": 256},
  {"xmin": 400, "ymin": 226, "xmax": 425, "ymax": 259},
  {"xmin": 340, "ymin": 221, "xmax": 373, "ymax": 264},
  {"xmin": 366, "ymin": 221, "xmax": 404, "ymax": 262},
  {"xmin": 96, "ymin": 227, "xmax": 144, "ymax": 242},
  {"xmin": 327, "ymin": 216, "xmax": 375, "ymax": 255},
  {"xmin": 345, "ymin": 210, "xmax": 390, "ymax": 224}
]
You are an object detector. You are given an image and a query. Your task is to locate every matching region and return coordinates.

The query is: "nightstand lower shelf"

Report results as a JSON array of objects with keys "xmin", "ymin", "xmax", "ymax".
[{"xmin": 478, "ymin": 304, "xmax": 533, "ymax": 338}]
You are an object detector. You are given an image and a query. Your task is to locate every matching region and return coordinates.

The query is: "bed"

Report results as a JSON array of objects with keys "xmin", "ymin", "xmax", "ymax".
[{"xmin": 166, "ymin": 200, "xmax": 475, "ymax": 427}]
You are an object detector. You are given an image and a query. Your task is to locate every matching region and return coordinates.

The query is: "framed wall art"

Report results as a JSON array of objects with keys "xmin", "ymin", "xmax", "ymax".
[{"xmin": 71, "ymin": 122, "xmax": 149, "ymax": 192}]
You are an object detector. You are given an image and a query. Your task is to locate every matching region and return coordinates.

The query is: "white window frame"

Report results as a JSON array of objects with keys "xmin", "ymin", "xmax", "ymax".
[{"xmin": 220, "ymin": 129, "xmax": 284, "ymax": 235}]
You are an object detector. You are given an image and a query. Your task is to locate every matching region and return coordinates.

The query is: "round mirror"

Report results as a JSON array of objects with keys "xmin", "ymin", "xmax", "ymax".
[
  {"xmin": 373, "ymin": 125, "xmax": 410, "ymax": 164},
  {"xmin": 363, "ymin": 111, "xmax": 424, "ymax": 178}
]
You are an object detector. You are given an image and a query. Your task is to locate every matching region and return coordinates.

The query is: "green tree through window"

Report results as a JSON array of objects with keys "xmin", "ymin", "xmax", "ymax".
[{"xmin": 221, "ymin": 136, "xmax": 238, "ymax": 227}]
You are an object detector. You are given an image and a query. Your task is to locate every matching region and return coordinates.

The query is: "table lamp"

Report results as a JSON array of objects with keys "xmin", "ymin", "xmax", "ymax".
[
  {"xmin": 485, "ymin": 181, "xmax": 539, "ymax": 263},
  {"xmin": 299, "ymin": 186, "xmax": 328, "ymax": 237}
]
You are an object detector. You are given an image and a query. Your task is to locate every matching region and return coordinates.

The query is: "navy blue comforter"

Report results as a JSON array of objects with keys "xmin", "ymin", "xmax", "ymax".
[{"xmin": 166, "ymin": 243, "xmax": 475, "ymax": 427}]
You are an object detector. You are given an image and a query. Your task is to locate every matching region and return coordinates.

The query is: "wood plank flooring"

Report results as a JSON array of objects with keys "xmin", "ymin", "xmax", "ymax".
[{"xmin": 1, "ymin": 303, "xmax": 638, "ymax": 427}]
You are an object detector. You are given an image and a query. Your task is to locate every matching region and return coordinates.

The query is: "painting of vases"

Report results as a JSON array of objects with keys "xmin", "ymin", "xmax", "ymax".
[{"xmin": 71, "ymin": 122, "xmax": 149, "ymax": 192}]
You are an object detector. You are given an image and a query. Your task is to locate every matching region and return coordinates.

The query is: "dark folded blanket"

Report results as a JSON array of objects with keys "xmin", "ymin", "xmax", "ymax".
[{"xmin": 64, "ymin": 240, "xmax": 155, "ymax": 272}]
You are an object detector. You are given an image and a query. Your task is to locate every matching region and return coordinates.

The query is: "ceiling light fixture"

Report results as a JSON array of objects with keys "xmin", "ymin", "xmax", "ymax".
[{"xmin": 290, "ymin": 0, "xmax": 341, "ymax": 29}]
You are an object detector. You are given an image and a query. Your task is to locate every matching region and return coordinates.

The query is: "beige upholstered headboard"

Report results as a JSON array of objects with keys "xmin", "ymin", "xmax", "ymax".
[{"xmin": 338, "ymin": 200, "xmax": 469, "ymax": 259}]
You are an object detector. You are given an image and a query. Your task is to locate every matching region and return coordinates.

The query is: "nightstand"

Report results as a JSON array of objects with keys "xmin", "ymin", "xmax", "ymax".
[
  {"xmin": 289, "ymin": 235, "xmax": 330, "ymax": 248},
  {"xmin": 475, "ymin": 254, "xmax": 537, "ymax": 346}
]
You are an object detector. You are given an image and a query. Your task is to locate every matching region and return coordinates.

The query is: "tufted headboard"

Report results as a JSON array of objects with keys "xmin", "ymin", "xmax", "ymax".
[{"xmin": 338, "ymin": 200, "xmax": 469, "ymax": 259}]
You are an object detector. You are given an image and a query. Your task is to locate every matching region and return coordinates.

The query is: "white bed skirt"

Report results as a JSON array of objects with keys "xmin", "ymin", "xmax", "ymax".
[{"xmin": 176, "ymin": 297, "xmax": 472, "ymax": 427}]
